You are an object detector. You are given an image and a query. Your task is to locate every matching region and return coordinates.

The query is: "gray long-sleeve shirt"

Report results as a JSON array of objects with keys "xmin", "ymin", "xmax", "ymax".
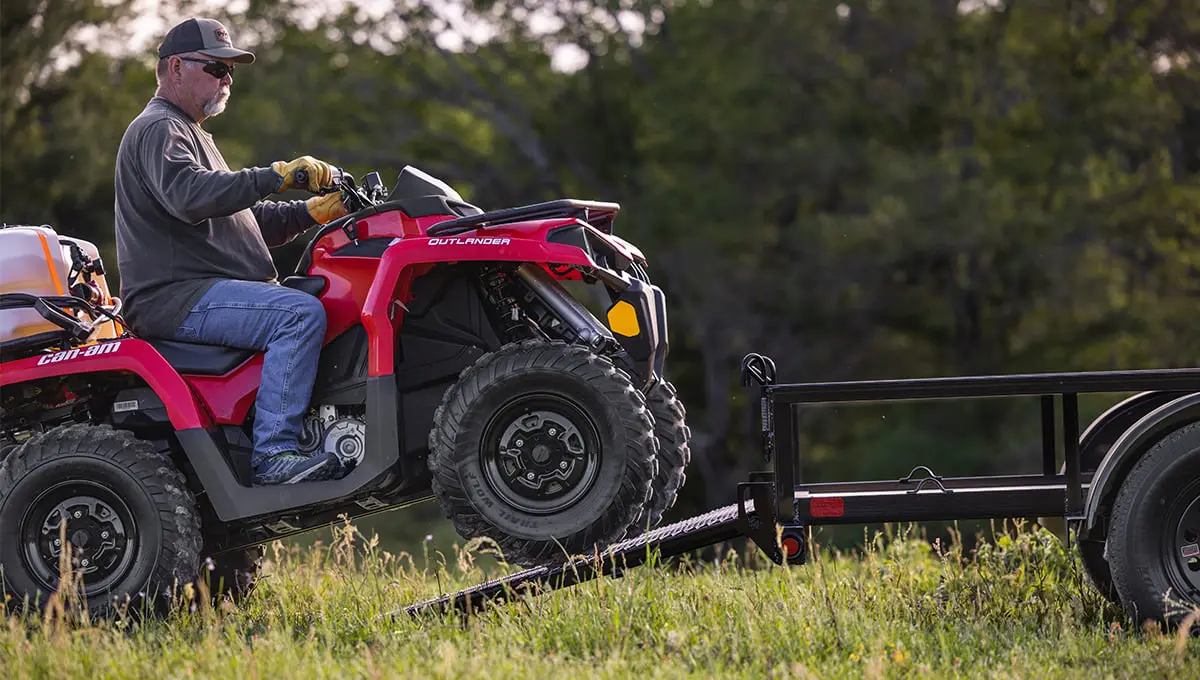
[{"xmin": 113, "ymin": 96, "xmax": 317, "ymax": 339}]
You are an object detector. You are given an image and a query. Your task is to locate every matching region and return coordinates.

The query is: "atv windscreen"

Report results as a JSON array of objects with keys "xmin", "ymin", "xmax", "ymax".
[{"xmin": 389, "ymin": 166, "xmax": 465, "ymax": 202}]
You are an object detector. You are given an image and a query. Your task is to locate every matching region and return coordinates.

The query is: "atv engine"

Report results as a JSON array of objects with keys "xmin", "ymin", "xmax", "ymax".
[{"xmin": 298, "ymin": 405, "xmax": 366, "ymax": 468}]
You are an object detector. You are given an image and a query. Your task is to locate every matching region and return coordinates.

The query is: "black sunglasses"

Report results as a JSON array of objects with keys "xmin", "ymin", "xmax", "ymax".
[{"xmin": 179, "ymin": 57, "xmax": 234, "ymax": 79}]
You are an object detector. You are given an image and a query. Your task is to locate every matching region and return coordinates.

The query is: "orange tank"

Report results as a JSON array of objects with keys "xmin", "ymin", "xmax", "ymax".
[{"xmin": 0, "ymin": 225, "xmax": 122, "ymax": 346}]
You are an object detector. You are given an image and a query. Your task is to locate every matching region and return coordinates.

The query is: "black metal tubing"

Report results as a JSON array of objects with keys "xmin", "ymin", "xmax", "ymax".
[
  {"xmin": 425, "ymin": 199, "xmax": 621, "ymax": 237},
  {"xmin": 1063, "ymin": 393, "xmax": 1083, "ymax": 516},
  {"xmin": 747, "ymin": 359, "xmax": 1200, "ymax": 532},
  {"xmin": 1041, "ymin": 395, "xmax": 1056, "ymax": 475},
  {"xmin": 0, "ymin": 292, "xmax": 98, "ymax": 340},
  {"xmin": 794, "ymin": 472, "xmax": 1076, "ymax": 494},
  {"xmin": 793, "ymin": 475, "xmax": 1091, "ymax": 525},
  {"xmin": 773, "ymin": 400, "xmax": 796, "ymax": 521},
  {"xmin": 766, "ymin": 367, "xmax": 1200, "ymax": 403},
  {"xmin": 798, "ymin": 485, "xmax": 1073, "ymax": 524}
]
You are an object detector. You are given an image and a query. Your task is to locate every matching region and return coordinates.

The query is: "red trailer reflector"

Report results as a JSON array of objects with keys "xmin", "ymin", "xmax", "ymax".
[
  {"xmin": 782, "ymin": 535, "xmax": 802, "ymax": 557},
  {"xmin": 810, "ymin": 497, "xmax": 845, "ymax": 518}
]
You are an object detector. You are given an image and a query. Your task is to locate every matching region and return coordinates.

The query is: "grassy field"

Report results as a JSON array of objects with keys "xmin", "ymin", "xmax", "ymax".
[{"xmin": 3, "ymin": 519, "xmax": 1198, "ymax": 679}]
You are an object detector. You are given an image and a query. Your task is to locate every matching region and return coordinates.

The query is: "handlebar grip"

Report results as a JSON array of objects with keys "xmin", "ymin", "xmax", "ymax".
[{"xmin": 294, "ymin": 169, "xmax": 309, "ymax": 187}]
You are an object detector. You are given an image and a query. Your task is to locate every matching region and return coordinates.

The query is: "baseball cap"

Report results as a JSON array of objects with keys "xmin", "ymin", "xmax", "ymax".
[{"xmin": 158, "ymin": 18, "xmax": 255, "ymax": 64}]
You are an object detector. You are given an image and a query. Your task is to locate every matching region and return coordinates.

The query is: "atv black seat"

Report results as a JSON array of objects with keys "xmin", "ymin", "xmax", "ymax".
[{"xmin": 147, "ymin": 339, "xmax": 256, "ymax": 376}]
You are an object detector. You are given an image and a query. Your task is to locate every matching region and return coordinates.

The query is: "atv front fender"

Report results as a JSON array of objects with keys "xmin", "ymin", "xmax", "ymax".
[{"xmin": 361, "ymin": 236, "xmax": 599, "ymax": 377}]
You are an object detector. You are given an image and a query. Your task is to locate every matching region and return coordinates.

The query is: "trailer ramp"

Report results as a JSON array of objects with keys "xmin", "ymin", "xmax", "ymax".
[{"xmin": 402, "ymin": 502, "xmax": 750, "ymax": 617}]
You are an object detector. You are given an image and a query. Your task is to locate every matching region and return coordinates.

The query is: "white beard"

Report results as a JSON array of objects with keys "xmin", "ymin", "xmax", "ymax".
[{"xmin": 203, "ymin": 90, "xmax": 230, "ymax": 117}]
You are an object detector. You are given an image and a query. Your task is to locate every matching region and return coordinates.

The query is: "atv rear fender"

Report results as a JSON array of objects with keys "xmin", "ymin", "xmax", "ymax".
[{"xmin": 0, "ymin": 338, "xmax": 211, "ymax": 429}]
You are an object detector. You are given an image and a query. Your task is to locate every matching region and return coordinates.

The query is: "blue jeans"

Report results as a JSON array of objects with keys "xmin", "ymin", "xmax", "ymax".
[{"xmin": 174, "ymin": 279, "xmax": 326, "ymax": 467}]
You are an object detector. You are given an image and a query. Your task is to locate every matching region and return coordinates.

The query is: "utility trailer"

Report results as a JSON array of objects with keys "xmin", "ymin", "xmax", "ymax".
[{"xmin": 404, "ymin": 353, "xmax": 1200, "ymax": 628}]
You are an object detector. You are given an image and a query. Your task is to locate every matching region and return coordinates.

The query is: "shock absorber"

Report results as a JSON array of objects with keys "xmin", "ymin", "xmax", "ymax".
[{"xmin": 481, "ymin": 266, "xmax": 535, "ymax": 339}]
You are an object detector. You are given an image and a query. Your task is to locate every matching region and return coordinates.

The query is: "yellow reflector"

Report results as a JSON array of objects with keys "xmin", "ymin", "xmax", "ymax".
[{"xmin": 607, "ymin": 300, "xmax": 640, "ymax": 337}]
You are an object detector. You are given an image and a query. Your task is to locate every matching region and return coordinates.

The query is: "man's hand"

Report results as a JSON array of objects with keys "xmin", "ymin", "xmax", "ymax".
[
  {"xmin": 305, "ymin": 192, "xmax": 349, "ymax": 224},
  {"xmin": 272, "ymin": 156, "xmax": 336, "ymax": 193}
]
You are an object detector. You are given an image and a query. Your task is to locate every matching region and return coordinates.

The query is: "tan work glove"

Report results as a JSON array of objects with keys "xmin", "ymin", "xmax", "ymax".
[
  {"xmin": 306, "ymin": 192, "xmax": 349, "ymax": 224},
  {"xmin": 272, "ymin": 156, "xmax": 336, "ymax": 193}
]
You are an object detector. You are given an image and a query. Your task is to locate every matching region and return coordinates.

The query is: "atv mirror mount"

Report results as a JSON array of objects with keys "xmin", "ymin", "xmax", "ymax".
[{"xmin": 362, "ymin": 172, "xmax": 385, "ymax": 202}]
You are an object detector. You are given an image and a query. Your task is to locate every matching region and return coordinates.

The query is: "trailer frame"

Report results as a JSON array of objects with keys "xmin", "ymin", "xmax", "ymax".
[{"xmin": 402, "ymin": 353, "xmax": 1200, "ymax": 618}]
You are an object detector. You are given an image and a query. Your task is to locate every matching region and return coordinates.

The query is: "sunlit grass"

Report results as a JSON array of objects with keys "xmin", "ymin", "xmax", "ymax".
[{"xmin": 3, "ymin": 519, "xmax": 1198, "ymax": 678}]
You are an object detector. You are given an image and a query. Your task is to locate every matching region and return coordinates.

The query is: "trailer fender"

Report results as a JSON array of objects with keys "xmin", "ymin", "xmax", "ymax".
[
  {"xmin": 1078, "ymin": 391, "xmax": 1189, "ymax": 472},
  {"xmin": 1083, "ymin": 392, "xmax": 1200, "ymax": 533}
]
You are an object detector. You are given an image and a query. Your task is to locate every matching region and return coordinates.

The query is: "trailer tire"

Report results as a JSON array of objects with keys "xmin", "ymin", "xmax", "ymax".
[
  {"xmin": 0, "ymin": 424, "xmax": 202, "ymax": 618},
  {"xmin": 429, "ymin": 340, "xmax": 657, "ymax": 566},
  {"xmin": 1107, "ymin": 422, "xmax": 1200, "ymax": 629},
  {"xmin": 625, "ymin": 380, "xmax": 691, "ymax": 538}
]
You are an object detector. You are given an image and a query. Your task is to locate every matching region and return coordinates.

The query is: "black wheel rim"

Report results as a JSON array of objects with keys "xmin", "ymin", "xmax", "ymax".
[
  {"xmin": 1164, "ymin": 478, "xmax": 1200, "ymax": 599},
  {"xmin": 20, "ymin": 480, "xmax": 138, "ymax": 595},
  {"xmin": 480, "ymin": 393, "xmax": 602, "ymax": 515}
]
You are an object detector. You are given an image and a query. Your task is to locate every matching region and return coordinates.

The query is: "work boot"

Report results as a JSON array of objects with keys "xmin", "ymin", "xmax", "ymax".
[{"xmin": 253, "ymin": 451, "xmax": 340, "ymax": 485}]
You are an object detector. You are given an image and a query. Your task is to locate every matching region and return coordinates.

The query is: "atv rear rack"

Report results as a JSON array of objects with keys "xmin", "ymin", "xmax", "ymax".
[
  {"xmin": 0, "ymin": 292, "xmax": 118, "ymax": 359},
  {"xmin": 401, "ymin": 353, "xmax": 1200, "ymax": 618}
]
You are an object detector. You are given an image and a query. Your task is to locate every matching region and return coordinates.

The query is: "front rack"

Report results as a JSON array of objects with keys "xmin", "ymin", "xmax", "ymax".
[{"xmin": 425, "ymin": 199, "xmax": 621, "ymax": 237}]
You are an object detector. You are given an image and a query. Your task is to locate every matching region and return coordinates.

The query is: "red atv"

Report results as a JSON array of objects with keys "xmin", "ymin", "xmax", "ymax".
[{"xmin": 0, "ymin": 167, "xmax": 691, "ymax": 615}]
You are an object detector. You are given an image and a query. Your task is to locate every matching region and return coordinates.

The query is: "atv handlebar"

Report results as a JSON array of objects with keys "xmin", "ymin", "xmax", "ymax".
[{"xmin": 294, "ymin": 168, "xmax": 345, "ymax": 196}]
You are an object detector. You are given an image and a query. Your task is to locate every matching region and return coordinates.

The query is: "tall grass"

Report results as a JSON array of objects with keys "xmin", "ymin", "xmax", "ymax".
[{"xmin": 3, "ymin": 519, "xmax": 1198, "ymax": 678}]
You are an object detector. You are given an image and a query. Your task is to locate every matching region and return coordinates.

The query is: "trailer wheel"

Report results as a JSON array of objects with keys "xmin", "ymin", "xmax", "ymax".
[
  {"xmin": 0, "ymin": 424, "xmax": 202, "ymax": 618},
  {"xmin": 429, "ymin": 340, "xmax": 657, "ymax": 566},
  {"xmin": 624, "ymin": 380, "xmax": 691, "ymax": 538},
  {"xmin": 1107, "ymin": 422, "xmax": 1200, "ymax": 628}
]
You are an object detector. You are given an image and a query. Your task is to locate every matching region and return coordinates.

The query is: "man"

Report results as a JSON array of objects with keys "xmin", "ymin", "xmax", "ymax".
[{"xmin": 114, "ymin": 18, "xmax": 349, "ymax": 485}]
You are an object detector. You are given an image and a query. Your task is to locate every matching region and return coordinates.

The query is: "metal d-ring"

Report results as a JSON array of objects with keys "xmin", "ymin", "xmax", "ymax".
[
  {"xmin": 899, "ymin": 465, "xmax": 941, "ymax": 484},
  {"xmin": 898, "ymin": 465, "xmax": 953, "ymax": 494},
  {"xmin": 907, "ymin": 476, "xmax": 953, "ymax": 494}
]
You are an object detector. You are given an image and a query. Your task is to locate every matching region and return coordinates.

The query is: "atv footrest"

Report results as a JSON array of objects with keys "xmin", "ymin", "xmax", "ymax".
[{"xmin": 401, "ymin": 502, "xmax": 746, "ymax": 617}]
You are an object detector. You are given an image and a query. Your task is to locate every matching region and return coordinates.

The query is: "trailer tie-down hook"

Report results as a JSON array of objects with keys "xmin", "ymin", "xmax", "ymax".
[
  {"xmin": 898, "ymin": 465, "xmax": 953, "ymax": 494},
  {"xmin": 740, "ymin": 353, "xmax": 777, "ymax": 386}
]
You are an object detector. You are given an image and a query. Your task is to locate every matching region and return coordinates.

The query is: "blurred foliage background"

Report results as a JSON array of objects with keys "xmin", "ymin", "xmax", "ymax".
[{"xmin": 3, "ymin": 0, "xmax": 1200, "ymax": 554}]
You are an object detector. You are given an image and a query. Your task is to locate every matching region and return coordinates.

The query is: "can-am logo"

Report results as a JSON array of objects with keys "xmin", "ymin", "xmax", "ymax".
[
  {"xmin": 37, "ymin": 341, "xmax": 121, "ymax": 365},
  {"xmin": 428, "ymin": 237, "xmax": 512, "ymax": 246}
]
